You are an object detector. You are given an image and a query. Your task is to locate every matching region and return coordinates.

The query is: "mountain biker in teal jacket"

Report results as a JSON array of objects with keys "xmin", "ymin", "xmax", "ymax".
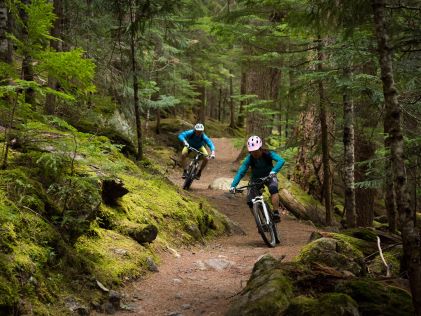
[
  {"xmin": 230, "ymin": 136, "xmax": 285, "ymax": 222},
  {"xmin": 178, "ymin": 123, "xmax": 215, "ymax": 180}
]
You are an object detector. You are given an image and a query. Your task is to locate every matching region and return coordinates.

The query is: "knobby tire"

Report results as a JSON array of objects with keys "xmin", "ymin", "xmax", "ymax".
[
  {"xmin": 252, "ymin": 202, "xmax": 277, "ymax": 247},
  {"xmin": 183, "ymin": 164, "xmax": 196, "ymax": 190}
]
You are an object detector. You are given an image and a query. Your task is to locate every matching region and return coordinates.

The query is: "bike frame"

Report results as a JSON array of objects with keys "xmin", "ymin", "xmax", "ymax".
[
  {"xmin": 251, "ymin": 195, "xmax": 271, "ymax": 225},
  {"xmin": 188, "ymin": 147, "xmax": 208, "ymax": 168},
  {"xmin": 233, "ymin": 175, "xmax": 279, "ymax": 247}
]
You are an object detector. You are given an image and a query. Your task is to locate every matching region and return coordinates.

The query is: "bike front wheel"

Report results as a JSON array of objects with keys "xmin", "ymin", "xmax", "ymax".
[
  {"xmin": 252, "ymin": 202, "xmax": 277, "ymax": 247},
  {"xmin": 182, "ymin": 164, "xmax": 196, "ymax": 190}
]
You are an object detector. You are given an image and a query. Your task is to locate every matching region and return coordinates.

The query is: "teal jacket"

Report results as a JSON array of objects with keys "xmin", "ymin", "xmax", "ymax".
[
  {"xmin": 231, "ymin": 151, "xmax": 285, "ymax": 187},
  {"xmin": 178, "ymin": 129, "xmax": 215, "ymax": 151}
]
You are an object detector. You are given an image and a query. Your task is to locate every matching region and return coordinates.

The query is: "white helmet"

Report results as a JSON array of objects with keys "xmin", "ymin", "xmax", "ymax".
[
  {"xmin": 247, "ymin": 135, "xmax": 262, "ymax": 151},
  {"xmin": 194, "ymin": 123, "xmax": 204, "ymax": 131}
]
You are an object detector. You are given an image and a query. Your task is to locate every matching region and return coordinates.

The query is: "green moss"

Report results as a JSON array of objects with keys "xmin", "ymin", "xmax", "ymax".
[
  {"xmin": 368, "ymin": 251, "xmax": 401, "ymax": 277},
  {"xmin": 285, "ymin": 295, "xmax": 318, "ymax": 315},
  {"xmin": 0, "ymin": 169, "xmax": 46, "ymax": 213},
  {"xmin": 328, "ymin": 232, "xmax": 377, "ymax": 256},
  {"xmin": 0, "ymin": 115, "xmax": 229, "ymax": 313},
  {"xmin": 335, "ymin": 279, "xmax": 414, "ymax": 315},
  {"xmin": 227, "ymin": 255, "xmax": 293, "ymax": 316},
  {"xmin": 117, "ymin": 174, "xmax": 226, "ymax": 245},
  {"xmin": 0, "ymin": 273, "xmax": 19, "ymax": 307},
  {"xmin": 316, "ymin": 293, "xmax": 359, "ymax": 315},
  {"xmin": 75, "ymin": 227, "xmax": 150, "ymax": 285},
  {"xmin": 286, "ymin": 293, "xmax": 359, "ymax": 316},
  {"xmin": 341, "ymin": 227, "xmax": 378, "ymax": 242},
  {"xmin": 297, "ymin": 237, "xmax": 365, "ymax": 276}
]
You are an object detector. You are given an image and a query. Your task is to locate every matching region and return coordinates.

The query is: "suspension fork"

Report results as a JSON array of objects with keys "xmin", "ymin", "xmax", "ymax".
[{"xmin": 252, "ymin": 196, "xmax": 271, "ymax": 225}]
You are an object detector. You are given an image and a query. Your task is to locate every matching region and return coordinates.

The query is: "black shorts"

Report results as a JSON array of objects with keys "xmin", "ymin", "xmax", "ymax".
[{"xmin": 246, "ymin": 176, "xmax": 279, "ymax": 207}]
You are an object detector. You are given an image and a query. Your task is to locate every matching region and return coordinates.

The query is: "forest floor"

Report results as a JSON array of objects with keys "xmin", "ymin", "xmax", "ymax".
[{"xmin": 113, "ymin": 138, "xmax": 317, "ymax": 316}]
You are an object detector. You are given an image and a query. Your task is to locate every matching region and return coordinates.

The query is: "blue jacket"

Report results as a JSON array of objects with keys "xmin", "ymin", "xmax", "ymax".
[
  {"xmin": 231, "ymin": 150, "xmax": 285, "ymax": 187},
  {"xmin": 178, "ymin": 129, "xmax": 215, "ymax": 151}
]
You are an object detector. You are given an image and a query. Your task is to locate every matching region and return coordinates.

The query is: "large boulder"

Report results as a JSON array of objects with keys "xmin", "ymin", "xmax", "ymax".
[
  {"xmin": 335, "ymin": 280, "xmax": 414, "ymax": 315},
  {"xmin": 297, "ymin": 237, "xmax": 365, "ymax": 276},
  {"xmin": 285, "ymin": 293, "xmax": 360, "ymax": 316},
  {"xmin": 226, "ymin": 255, "xmax": 293, "ymax": 316}
]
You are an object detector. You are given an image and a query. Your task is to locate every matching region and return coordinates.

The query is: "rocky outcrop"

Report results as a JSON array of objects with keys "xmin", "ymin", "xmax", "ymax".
[
  {"xmin": 297, "ymin": 237, "xmax": 365, "ymax": 276},
  {"xmin": 227, "ymin": 232, "xmax": 412, "ymax": 316},
  {"xmin": 227, "ymin": 255, "xmax": 293, "ymax": 316}
]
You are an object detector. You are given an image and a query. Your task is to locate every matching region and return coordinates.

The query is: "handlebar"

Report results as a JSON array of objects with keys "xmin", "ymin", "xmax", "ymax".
[
  {"xmin": 230, "ymin": 175, "xmax": 272, "ymax": 194},
  {"xmin": 186, "ymin": 146, "xmax": 211, "ymax": 159}
]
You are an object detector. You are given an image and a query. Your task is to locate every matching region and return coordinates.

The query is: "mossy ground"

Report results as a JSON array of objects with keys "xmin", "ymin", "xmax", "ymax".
[{"xmin": 0, "ymin": 116, "xmax": 228, "ymax": 314}]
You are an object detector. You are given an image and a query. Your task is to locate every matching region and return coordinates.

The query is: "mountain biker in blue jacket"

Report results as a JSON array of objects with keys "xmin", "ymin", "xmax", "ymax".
[
  {"xmin": 178, "ymin": 123, "xmax": 215, "ymax": 180},
  {"xmin": 230, "ymin": 136, "xmax": 285, "ymax": 222}
]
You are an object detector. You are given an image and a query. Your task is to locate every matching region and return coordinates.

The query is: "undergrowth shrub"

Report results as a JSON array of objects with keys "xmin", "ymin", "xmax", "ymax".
[{"xmin": 48, "ymin": 176, "xmax": 101, "ymax": 243}]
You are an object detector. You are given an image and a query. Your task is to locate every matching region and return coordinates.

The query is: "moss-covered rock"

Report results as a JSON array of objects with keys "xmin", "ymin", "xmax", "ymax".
[
  {"xmin": 285, "ymin": 295, "xmax": 318, "ymax": 316},
  {"xmin": 316, "ymin": 293, "xmax": 359, "ymax": 316},
  {"xmin": 341, "ymin": 227, "xmax": 378, "ymax": 243},
  {"xmin": 285, "ymin": 293, "xmax": 359, "ymax": 316},
  {"xmin": 127, "ymin": 224, "xmax": 158, "ymax": 244},
  {"xmin": 310, "ymin": 232, "xmax": 377, "ymax": 257},
  {"xmin": 297, "ymin": 237, "xmax": 365, "ymax": 276},
  {"xmin": 368, "ymin": 249, "xmax": 401, "ymax": 277},
  {"xmin": 226, "ymin": 255, "xmax": 293, "ymax": 316},
  {"xmin": 335, "ymin": 279, "xmax": 414, "ymax": 315}
]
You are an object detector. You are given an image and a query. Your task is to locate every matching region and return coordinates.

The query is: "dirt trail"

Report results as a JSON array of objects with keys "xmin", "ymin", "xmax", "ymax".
[{"xmin": 115, "ymin": 138, "xmax": 317, "ymax": 316}]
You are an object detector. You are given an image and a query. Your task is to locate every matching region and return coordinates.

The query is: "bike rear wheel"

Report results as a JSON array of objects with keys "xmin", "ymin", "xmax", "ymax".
[
  {"xmin": 182, "ymin": 164, "xmax": 196, "ymax": 190},
  {"xmin": 252, "ymin": 202, "xmax": 277, "ymax": 247}
]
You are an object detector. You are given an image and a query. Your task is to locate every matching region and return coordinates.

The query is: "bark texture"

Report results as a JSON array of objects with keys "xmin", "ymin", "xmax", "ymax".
[
  {"xmin": 229, "ymin": 75, "xmax": 235, "ymax": 128},
  {"xmin": 130, "ymin": 3, "xmax": 142, "ymax": 161},
  {"xmin": 355, "ymin": 133, "xmax": 376, "ymax": 227},
  {"xmin": 343, "ymin": 68, "xmax": 356, "ymax": 228},
  {"xmin": 317, "ymin": 38, "xmax": 332, "ymax": 225},
  {"xmin": 20, "ymin": 0, "xmax": 35, "ymax": 106},
  {"xmin": 372, "ymin": 0, "xmax": 421, "ymax": 313},
  {"xmin": 45, "ymin": 0, "xmax": 64, "ymax": 114},
  {"xmin": 0, "ymin": 0, "xmax": 12, "ymax": 64},
  {"xmin": 237, "ymin": 71, "xmax": 246, "ymax": 127},
  {"xmin": 384, "ymin": 118, "xmax": 397, "ymax": 233},
  {"xmin": 245, "ymin": 64, "xmax": 280, "ymax": 139}
]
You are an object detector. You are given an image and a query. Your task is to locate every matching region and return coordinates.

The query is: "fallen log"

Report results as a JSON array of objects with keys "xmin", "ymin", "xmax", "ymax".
[{"xmin": 279, "ymin": 188, "xmax": 332, "ymax": 226}]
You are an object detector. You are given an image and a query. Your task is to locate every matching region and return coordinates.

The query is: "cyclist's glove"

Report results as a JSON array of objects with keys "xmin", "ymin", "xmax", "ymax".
[
  {"xmin": 269, "ymin": 171, "xmax": 276, "ymax": 178},
  {"xmin": 229, "ymin": 187, "xmax": 236, "ymax": 194},
  {"xmin": 210, "ymin": 151, "xmax": 216, "ymax": 159},
  {"xmin": 183, "ymin": 140, "xmax": 189, "ymax": 147}
]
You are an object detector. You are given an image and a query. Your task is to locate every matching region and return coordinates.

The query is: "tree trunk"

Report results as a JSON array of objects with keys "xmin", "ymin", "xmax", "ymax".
[
  {"xmin": 237, "ymin": 71, "xmax": 246, "ymax": 127},
  {"xmin": 45, "ymin": 0, "xmax": 63, "ymax": 114},
  {"xmin": 229, "ymin": 75, "xmax": 236, "ymax": 128},
  {"xmin": 384, "ymin": 115, "xmax": 397, "ymax": 233},
  {"xmin": 218, "ymin": 87, "xmax": 222, "ymax": 122},
  {"xmin": 372, "ymin": 1, "xmax": 421, "ymax": 313},
  {"xmin": 0, "ymin": 0, "xmax": 12, "ymax": 65},
  {"xmin": 130, "ymin": 3, "xmax": 142, "ymax": 161},
  {"xmin": 20, "ymin": 0, "xmax": 34, "ymax": 106},
  {"xmin": 355, "ymin": 133, "xmax": 376, "ymax": 227},
  {"xmin": 245, "ymin": 65, "xmax": 280, "ymax": 139},
  {"xmin": 285, "ymin": 70, "xmax": 295, "ymax": 141},
  {"xmin": 317, "ymin": 38, "xmax": 332, "ymax": 226},
  {"xmin": 198, "ymin": 85, "xmax": 206, "ymax": 123},
  {"xmin": 343, "ymin": 67, "xmax": 356, "ymax": 228}
]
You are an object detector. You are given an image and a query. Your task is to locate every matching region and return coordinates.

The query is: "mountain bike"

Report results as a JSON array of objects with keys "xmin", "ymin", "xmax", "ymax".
[
  {"xmin": 182, "ymin": 147, "xmax": 209, "ymax": 190},
  {"xmin": 232, "ymin": 176, "xmax": 280, "ymax": 247}
]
